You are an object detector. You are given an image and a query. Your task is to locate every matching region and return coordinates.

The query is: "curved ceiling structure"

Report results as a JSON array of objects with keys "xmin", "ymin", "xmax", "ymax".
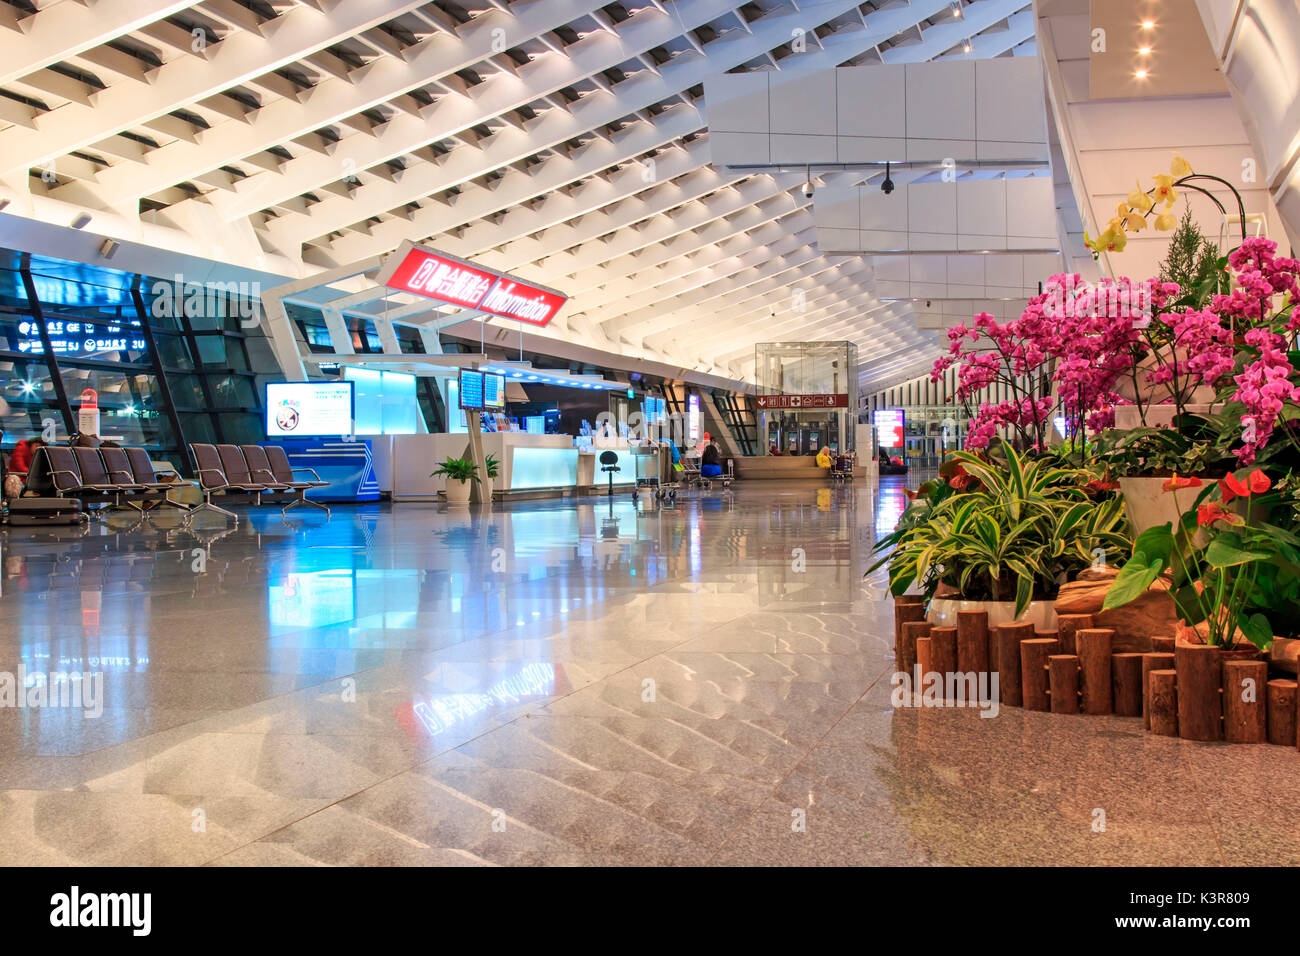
[{"xmin": 0, "ymin": 0, "xmax": 1036, "ymax": 391}]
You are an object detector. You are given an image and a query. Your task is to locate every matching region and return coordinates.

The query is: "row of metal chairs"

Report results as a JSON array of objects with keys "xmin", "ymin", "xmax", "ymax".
[
  {"xmin": 29, "ymin": 445, "xmax": 186, "ymax": 515},
  {"xmin": 189, "ymin": 443, "xmax": 329, "ymax": 522}
]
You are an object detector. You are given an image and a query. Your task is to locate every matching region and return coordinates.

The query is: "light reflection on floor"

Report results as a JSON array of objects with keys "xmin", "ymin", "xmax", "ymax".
[{"xmin": 0, "ymin": 478, "xmax": 1291, "ymax": 866}]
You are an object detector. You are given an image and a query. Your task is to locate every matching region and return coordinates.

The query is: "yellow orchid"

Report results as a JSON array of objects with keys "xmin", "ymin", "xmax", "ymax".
[
  {"xmin": 1127, "ymin": 182, "xmax": 1154, "ymax": 212},
  {"xmin": 1152, "ymin": 174, "xmax": 1178, "ymax": 207},
  {"xmin": 1123, "ymin": 211, "xmax": 1147, "ymax": 232},
  {"xmin": 1154, "ymin": 211, "xmax": 1177, "ymax": 230},
  {"xmin": 1116, "ymin": 201, "xmax": 1132, "ymax": 220},
  {"xmin": 1086, "ymin": 225, "xmax": 1127, "ymax": 253},
  {"xmin": 1170, "ymin": 154, "xmax": 1193, "ymax": 177}
]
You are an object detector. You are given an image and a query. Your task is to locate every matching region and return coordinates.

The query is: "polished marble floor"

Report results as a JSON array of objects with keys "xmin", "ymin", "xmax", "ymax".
[{"xmin": 1, "ymin": 479, "xmax": 1295, "ymax": 866}]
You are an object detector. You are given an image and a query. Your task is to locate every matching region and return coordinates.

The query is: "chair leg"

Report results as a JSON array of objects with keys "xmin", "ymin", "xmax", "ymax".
[
  {"xmin": 282, "ymin": 495, "xmax": 329, "ymax": 518},
  {"xmin": 184, "ymin": 494, "xmax": 237, "ymax": 525}
]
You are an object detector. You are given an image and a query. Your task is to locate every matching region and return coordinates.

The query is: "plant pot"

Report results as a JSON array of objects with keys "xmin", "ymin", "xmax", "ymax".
[
  {"xmin": 1117, "ymin": 476, "xmax": 1204, "ymax": 536},
  {"xmin": 443, "ymin": 478, "xmax": 472, "ymax": 504},
  {"xmin": 1175, "ymin": 621, "xmax": 1264, "ymax": 662},
  {"xmin": 1112, "ymin": 398, "xmax": 1219, "ymax": 431},
  {"xmin": 927, "ymin": 597, "xmax": 1058, "ymax": 630}
]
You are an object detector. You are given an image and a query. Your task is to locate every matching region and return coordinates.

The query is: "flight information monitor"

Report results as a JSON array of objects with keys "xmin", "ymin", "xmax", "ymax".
[{"xmin": 458, "ymin": 369, "xmax": 484, "ymax": 410}]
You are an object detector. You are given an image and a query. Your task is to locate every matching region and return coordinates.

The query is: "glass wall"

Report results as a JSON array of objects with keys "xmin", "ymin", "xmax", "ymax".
[{"xmin": 0, "ymin": 251, "xmax": 283, "ymax": 474}]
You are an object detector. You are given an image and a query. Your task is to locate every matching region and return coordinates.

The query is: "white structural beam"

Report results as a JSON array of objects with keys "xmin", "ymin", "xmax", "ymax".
[
  {"xmin": 0, "ymin": 0, "xmax": 194, "ymax": 87},
  {"xmin": 1, "ymin": 0, "xmax": 433, "ymax": 175}
]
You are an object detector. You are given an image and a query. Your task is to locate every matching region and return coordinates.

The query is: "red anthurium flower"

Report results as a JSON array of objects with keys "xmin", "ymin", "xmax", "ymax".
[
  {"xmin": 1247, "ymin": 469, "xmax": 1271, "ymax": 494},
  {"xmin": 1197, "ymin": 502, "xmax": 1243, "ymax": 527},
  {"xmin": 1162, "ymin": 475, "xmax": 1203, "ymax": 492},
  {"xmin": 1217, "ymin": 477, "xmax": 1236, "ymax": 504},
  {"xmin": 1223, "ymin": 469, "xmax": 1270, "ymax": 498}
]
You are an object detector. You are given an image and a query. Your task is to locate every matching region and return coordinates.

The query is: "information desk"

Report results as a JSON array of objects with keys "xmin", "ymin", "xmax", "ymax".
[{"xmin": 386, "ymin": 433, "xmax": 636, "ymax": 500}]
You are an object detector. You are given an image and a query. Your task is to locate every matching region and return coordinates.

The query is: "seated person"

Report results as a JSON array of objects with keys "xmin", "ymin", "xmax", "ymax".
[
  {"xmin": 768, "ymin": 443, "xmax": 782, "ymax": 456},
  {"xmin": 815, "ymin": 446, "xmax": 833, "ymax": 469},
  {"xmin": 4, "ymin": 436, "xmax": 44, "ymax": 499},
  {"xmin": 700, "ymin": 440, "xmax": 723, "ymax": 478}
]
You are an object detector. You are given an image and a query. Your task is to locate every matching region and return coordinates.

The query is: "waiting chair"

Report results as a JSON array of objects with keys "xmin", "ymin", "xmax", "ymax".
[
  {"xmin": 249, "ymin": 444, "xmax": 329, "ymax": 517},
  {"xmin": 123, "ymin": 447, "xmax": 190, "ymax": 514}
]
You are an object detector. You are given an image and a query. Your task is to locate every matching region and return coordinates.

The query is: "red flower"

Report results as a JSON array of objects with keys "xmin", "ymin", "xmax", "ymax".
[
  {"xmin": 1162, "ymin": 475, "xmax": 1203, "ymax": 492},
  {"xmin": 1197, "ymin": 502, "xmax": 1243, "ymax": 527},
  {"xmin": 949, "ymin": 474, "xmax": 977, "ymax": 491},
  {"xmin": 1223, "ymin": 469, "xmax": 1271, "ymax": 499},
  {"xmin": 1085, "ymin": 478, "xmax": 1119, "ymax": 494}
]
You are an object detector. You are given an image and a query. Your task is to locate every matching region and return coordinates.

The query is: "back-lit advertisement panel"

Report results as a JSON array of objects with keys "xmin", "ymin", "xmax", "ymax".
[{"xmin": 266, "ymin": 382, "xmax": 354, "ymax": 437}]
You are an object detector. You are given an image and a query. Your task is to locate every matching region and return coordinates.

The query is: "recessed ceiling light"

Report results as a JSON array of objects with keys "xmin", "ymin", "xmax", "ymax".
[
  {"xmin": 1139, "ymin": 46, "xmax": 1151, "ymax": 54},
  {"xmin": 1141, "ymin": 19, "xmax": 1155, "ymax": 28},
  {"xmin": 1135, "ymin": 69, "xmax": 1148, "ymax": 78}
]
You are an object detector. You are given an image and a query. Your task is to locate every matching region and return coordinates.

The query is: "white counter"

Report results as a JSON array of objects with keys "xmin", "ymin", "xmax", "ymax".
[{"xmin": 389, "ymin": 433, "xmax": 631, "ymax": 500}]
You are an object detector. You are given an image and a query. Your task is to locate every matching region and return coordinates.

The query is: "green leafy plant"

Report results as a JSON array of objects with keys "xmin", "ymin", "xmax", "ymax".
[
  {"xmin": 484, "ymin": 454, "xmax": 500, "ymax": 479},
  {"xmin": 1158, "ymin": 208, "xmax": 1227, "ymax": 309},
  {"xmin": 869, "ymin": 445, "xmax": 1132, "ymax": 616},
  {"xmin": 1103, "ymin": 468, "xmax": 1300, "ymax": 648},
  {"xmin": 431, "ymin": 456, "xmax": 479, "ymax": 483}
]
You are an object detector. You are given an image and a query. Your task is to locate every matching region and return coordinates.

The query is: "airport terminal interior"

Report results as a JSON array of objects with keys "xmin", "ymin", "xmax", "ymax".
[{"xmin": 3, "ymin": 0, "xmax": 1300, "ymax": 869}]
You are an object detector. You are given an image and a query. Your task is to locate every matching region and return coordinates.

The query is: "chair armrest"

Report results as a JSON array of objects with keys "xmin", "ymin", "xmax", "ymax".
[{"xmin": 291, "ymin": 467, "xmax": 324, "ymax": 482}]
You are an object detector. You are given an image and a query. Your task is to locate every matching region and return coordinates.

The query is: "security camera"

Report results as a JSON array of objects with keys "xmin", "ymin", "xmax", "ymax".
[
  {"xmin": 881, "ymin": 161, "xmax": 895, "ymax": 195},
  {"xmin": 802, "ymin": 181, "xmax": 814, "ymax": 199}
]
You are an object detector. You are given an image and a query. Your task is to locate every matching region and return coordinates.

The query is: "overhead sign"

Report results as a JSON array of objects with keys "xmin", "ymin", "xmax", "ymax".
[
  {"xmin": 376, "ymin": 241, "xmax": 568, "ymax": 327},
  {"xmin": 755, "ymin": 393, "xmax": 849, "ymax": 410}
]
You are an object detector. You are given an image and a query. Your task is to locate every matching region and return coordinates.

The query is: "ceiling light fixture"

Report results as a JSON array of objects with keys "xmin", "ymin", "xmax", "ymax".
[
  {"xmin": 1141, "ymin": 19, "xmax": 1155, "ymax": 28},
  {"xmin": 1139, "ymin": 46, "xmax": 1151, "ymax": 54},
  {"xmin": 1135, "ymin": 69, "xmax": 1148, "ymax": 79},
  {"xmin": 952, "ymin": 2, "xmax": 963, "ymax": 17}
]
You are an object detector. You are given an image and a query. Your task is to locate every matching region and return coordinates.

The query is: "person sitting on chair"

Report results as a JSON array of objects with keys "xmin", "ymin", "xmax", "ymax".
[
  {"xmin": 815, "ymin": 446, "xmax": 833, "ymax": 469},
  {"xmin": 700, "ymin": 440, "xmax": 723, "ymax": 478}
]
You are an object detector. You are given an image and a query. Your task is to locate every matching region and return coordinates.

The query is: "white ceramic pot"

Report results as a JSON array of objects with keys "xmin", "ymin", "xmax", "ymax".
[
  {"xmin": 1117, "ymin": 476, "xmax": 1202, "ymax": 536},
  {"xmin": 927, "ymin": 597, "xmax": 1058, "ymax": 630},
  {"xmin": 1112, "ymin": 398, "xmax": 1218, "ymax": 431},
  {"xmin": 444, "ymin": 477, "xmax": 472, "ymax": 505}
]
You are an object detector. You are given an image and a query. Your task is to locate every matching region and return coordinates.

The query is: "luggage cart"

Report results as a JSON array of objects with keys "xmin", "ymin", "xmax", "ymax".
[{"xmin": 831, "ymin": 453, "xmax": 855, "ymax": 483}]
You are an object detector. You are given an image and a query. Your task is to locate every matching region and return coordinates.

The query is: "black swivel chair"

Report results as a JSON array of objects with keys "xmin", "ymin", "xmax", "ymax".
[{"xmin": 599, "ymin": 450, "xmax": 620, "ymax": 497}]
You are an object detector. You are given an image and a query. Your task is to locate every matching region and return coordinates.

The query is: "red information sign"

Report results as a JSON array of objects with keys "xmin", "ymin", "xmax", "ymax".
[
  {"xmin": 754, "ymin": 393, "xmax": 849, "ymax": 410},
  {"xmin": 376, "ymin": 241, "xmax": 568, "ymax": 327}
]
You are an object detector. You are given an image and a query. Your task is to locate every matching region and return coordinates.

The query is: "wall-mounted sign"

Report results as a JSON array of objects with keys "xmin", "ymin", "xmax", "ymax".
[
  {"xmin": 376, "ymin": 241, "xmax": 568, "ymax": 327},
  {"xmin": 755, "ymin": 393, "xmax": 849, "ymax": 410}
]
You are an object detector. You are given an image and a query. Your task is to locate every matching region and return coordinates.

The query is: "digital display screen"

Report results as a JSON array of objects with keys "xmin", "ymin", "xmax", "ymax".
[
  {"xmin": 459, "ymin": 369, "xmax": 484, "ymax": 409},
  {"xmin": 873, "ymin": 408, "xmax": 906, "ymax": 448},
  {"xmin": 265, "ymin": 382, "xmax": 354, "ymax": 437},
  {"xmin": 482, "ymin": 372, "xmax": 506, "ymax": 409}
]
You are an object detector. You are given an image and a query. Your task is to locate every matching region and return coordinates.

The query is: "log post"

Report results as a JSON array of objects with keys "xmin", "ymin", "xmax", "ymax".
[
  {"xmin": 1266, "ymin": 679, "xmax": 1297, "ymax": 747},
  {"xmin": 1057, "ymin": 614, "xmax": 1093, "ymax": 656},
  {"xmin": 1111, "ymin": 653, "xmax": 1143, "ymax": 717},
  {"xmin": 995, "ymin": 622, "xmax": 1035, "ymax": 707},
  {"xmin": 915, "ymin": 636, "xmax": 934, "ymax": 705},
  {"xmin": 900, "ymin": 620, "xmax": 932, "ymax": 684},
  {"xmin": 1222, "ymin": 660, "xmax": 1267, "ymax": 743},
  {"xmin": 1175, "ymin": 642, "xmax": 1222, "ymax": 741},
  {"xmin": 1077, "ymin": 628, "xmax": 1114, "ymax": 715},
  {"xmin": 1149, "ymin": 669, "xmax": 1178, "ymax": 736},
  {"xmin": 1142, "ymin": 652, "xmax": 1176, "ymax": 730},
  {"xmin": 956, "ymin": 610, "xmax": 990, "ymax": 677},
  {"xmin": 930, "ymin": 626, "xmax": 958, "ymax": 700},
  {"xmin": 1151, "ymin": 635, "xmax": 1175, "ymax": 653},
  {"xmin": 1020, "ymin": 638, "xmax": 1056, "ymax": 711},
  {"xmin": 895, "ymin": 600, "xmax": 927, "ymax": 662},
  {"xmin": 1048, "ymin": 655, "xmax": 1080, "ymax": 714}
]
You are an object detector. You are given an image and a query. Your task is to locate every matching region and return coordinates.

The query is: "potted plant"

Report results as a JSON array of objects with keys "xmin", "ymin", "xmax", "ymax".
[
  {"xmin": 431, "ymin": 456, "xmax": 478, "ymax": 504},
  {"xmin": 482, "ymin": 454, "xmax": 500, "ymax": 499},
  {"xmin": 1102, "ymin": 467, "xmax": 1300, "ymax": 657},
  {"xmin": 869, "ymin": 445, "xmax": 1132, "ymax": 628}
]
